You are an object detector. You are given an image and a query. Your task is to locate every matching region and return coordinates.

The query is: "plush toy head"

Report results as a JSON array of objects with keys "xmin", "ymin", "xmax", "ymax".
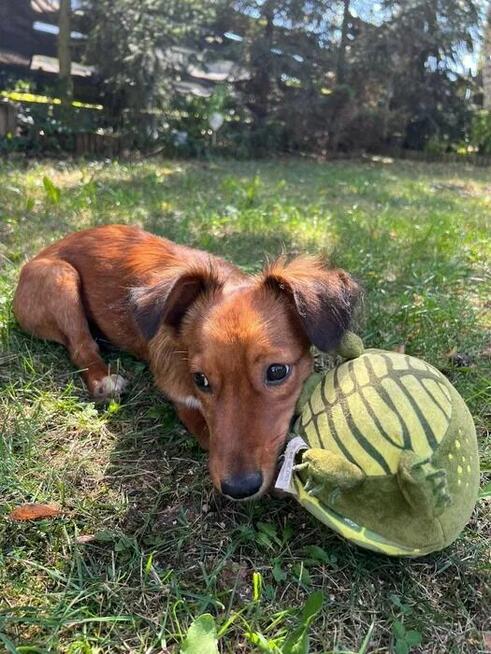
[{"xmin": 276, "ymin": 333, "xmax": 480, "ymax": 556}]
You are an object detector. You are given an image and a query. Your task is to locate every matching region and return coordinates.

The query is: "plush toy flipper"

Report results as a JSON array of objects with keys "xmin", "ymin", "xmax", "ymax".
[
  {"xmin": 397, "ymin": 451, "xmax": 451, "ymax": 518},
  {"xmin": 293, "ymin": 476, "xmax": 422, "ymax": 556},
  {"xmin": 294, "ymin": 448, "xmax": 365, "ymax": 496}
]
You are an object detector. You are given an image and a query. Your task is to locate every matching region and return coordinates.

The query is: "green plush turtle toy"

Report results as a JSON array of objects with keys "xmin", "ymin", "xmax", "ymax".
[{"xmin": 275, "ymin": 333, "xmax": 480, "ymax": 557}]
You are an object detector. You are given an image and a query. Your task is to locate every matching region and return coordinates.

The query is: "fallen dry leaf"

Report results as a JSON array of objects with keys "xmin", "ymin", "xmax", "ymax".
[
  {"xmin": 383, "ymin": 270, "xmax": 397, "ymax": 282},
  {"xmin": 481, "ymin": 345, "xmax": 491, "ymax": 359},
  {"xmin": 9, "ymin": 503, "xmax": 62, "ymax": 522},
  {"xmin": 74, "ymin": 534, "xmax": 96, "ymax": 544},
  {"xmin": 218, "ymin": 560, "xmax": 250, "ymax": 596}
]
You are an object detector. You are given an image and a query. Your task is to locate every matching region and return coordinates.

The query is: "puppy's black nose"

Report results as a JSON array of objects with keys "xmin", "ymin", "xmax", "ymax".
[{"xmin": 221, "ymin": 471, "xmax": 263, "ymax": 500}]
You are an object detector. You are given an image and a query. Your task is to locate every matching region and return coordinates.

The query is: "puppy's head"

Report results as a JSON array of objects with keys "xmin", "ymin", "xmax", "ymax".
[{"xmin": 133, "ymin": 255, "xmax": 360, "ymax": 500}]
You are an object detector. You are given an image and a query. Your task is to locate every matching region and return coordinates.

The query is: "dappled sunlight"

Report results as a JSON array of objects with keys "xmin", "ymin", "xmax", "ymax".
[
  {"xmin": 1, "ymin": 158, "xmax": 489, "ymax": 357},
  {"xmin": 0, "ymin": 157, "xmax": 489, "ymax": 654}
]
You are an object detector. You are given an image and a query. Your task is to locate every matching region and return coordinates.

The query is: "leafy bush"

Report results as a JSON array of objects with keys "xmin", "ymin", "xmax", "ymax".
[
  {"xmin": 0, "ymin": 76, "xmax": 113, "ymax": 155},
  {"xmin": 470, "ymin": 110, "xmax": 491, "ymax": 155},
  {"xmin": 424, "ymin": 135, "xmax": 452, "ymax": 155}
]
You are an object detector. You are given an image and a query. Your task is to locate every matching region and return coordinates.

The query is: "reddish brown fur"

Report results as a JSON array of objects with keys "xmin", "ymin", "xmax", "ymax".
[{"xmin": 14, "ymin": 225, "xmax": 359, "ymax": 498}]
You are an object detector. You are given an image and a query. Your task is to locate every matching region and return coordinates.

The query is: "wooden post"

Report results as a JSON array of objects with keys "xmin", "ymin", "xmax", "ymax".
[
  {"xmin": 337, "ymin": 0, "xmax": 351, "ymax": 85},
  {"xmin": 0, "ymin": 101, "xmax": 17, "ymax": 136},
  {"xmin": 484, "ymin": 3, "xmax": 491, "ymax": 109},
  {"xmin": 57, "ymin": 0, "xmax": 73, "ymax": 104}
]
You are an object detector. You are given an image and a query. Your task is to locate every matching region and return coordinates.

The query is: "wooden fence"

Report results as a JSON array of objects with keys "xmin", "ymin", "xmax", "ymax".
[
  {"xmin": 75, "ymin": 132, "xmax": 124, "ymax": 157},
  {"xmin": 374, "ymin": 148, "xmax": 491, "ymax": 167},
  {"xmin": 0, "ymin": 101, "xmax": 17, "ymax": 136}
]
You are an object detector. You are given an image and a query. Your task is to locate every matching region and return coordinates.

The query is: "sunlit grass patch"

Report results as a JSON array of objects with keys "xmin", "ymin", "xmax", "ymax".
[{"xmin": 0, "ymin": 157, "xmax": 489, "ymax": 653}]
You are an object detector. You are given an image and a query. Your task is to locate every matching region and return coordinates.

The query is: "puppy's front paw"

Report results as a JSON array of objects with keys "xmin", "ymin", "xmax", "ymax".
[{"xmin": 92, "ymin": 374, "xmax": 128, "ymax": 400}]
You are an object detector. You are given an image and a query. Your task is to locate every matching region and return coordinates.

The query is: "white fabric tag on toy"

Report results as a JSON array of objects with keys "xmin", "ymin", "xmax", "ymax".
[{"xmin": 275, "ymin": 436, "xmax": 309, "ymax": 496}]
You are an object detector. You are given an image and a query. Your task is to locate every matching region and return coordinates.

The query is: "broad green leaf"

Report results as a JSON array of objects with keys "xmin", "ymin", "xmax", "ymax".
[
  {"xmin": 257, "ymin": 521, "xmax": 278, "ymax": 539},
  {"xmin": 246, "ymin": 631, "xmax": 280, "ymax": 653},
  {"xmin": 479, "ymin": 482, "xmax": 491, "ymax": 499},
  {"xmin": 282, "ymin": 591, "xmax": 324, "ymax": 654},
  {"xmin": 282, "ymin": 631, "xmax": 309, "ymax": 654},
  {"xmin": 256, "ymin": 532, "xmax": 274, "ymax": 550},
  {"xmin": 304, "ymin": 544, "xmax": 332, "ymax": 564},
  {"xmin": 292, "ymin": 562, "xmax": 311, "ymax": 586},
  {"xmin": 389, "ymin": 594, "xmax": 403, "ymax": 609},
  {"xmin": 272, "ymin": 559, "xmax": 287, "ymax": 582},
  {"xmin": 257, "ymin": 521, "xmax": 282, "ymax": 545},
  {"xmin": 394, "ymin": 640, "xmax": 409, "ymax": 654},
  {"xmin": 301, "ymin": 590, "xmax": 324, "ymax": 622},
  {"xmin": 392, "ymin": 620, "xmax": 406, "ymax": 640},
  {"xmin": 43, "ymin": 176, "xmax": 61, "ymax": 204},
  {"xmin": 404, "ymin": 630, "xmax": 422, "ymax": 647},
  {"xmin": 180, "ymin": 614, "xmax": 218, "ymax": 654}
]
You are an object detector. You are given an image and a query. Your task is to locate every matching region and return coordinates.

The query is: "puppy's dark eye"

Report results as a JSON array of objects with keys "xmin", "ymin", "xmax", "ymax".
[
  {"xmin": 193, "ymin": 372, "xmax": 212, "ymax": 392},
  {"xmin": 266, "ymin": 364, "xmax": 291, "ymax": 385}
]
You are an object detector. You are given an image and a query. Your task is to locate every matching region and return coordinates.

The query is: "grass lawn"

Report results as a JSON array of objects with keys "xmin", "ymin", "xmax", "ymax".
[{"xmin": 0, "ymin": 156, "xmax": 489, "ymax": 654}]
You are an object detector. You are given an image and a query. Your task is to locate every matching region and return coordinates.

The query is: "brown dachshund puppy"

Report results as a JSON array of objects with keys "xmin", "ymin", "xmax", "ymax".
[{"xmin": 14, "ymin": 225, "xmax": 360, "ymax": 500}]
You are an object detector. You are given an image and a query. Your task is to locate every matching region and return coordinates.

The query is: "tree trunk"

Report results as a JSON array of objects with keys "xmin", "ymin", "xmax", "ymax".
[
  {"xmin": 58, "ymin": 0, "xmax": 73, "ymax": 103},
  {"xmin": 336, "ymin": 0, "xmax": 350, "ymax": 85},
  {"xmin": 484, "ymin": 1, "xmax": 491, "ymax": 109},
  {"xmin": 256, "ymin": 0, "xmax": 274, "ymax": 122},
  {"xmin": 329, "ymin": 0, "xmax": 352, "ymax": 151}
]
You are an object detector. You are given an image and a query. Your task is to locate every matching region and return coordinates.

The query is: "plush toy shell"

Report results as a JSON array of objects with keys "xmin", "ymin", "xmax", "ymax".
[{"xmin": 294, "ymin": 345, "xmax": 480, "ymax": 556}]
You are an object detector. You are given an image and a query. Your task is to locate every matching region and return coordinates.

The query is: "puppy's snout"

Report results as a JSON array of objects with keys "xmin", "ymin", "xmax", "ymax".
[{"xmin": 221, "ymin": 471, "xmax": 263, "ymax": 500}]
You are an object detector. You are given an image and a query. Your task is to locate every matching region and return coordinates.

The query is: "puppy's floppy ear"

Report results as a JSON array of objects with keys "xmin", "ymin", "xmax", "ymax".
[
  {"xmin": 262, "ymin": 255, "xmax": 361, "ymax": 352},
  {"xmin": 131, "ymin": 263, "xmax": 222, "ymax": 340}
]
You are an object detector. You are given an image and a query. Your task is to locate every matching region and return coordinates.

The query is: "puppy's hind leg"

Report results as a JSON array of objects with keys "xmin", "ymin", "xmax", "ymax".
[{"xmin": 13, "ymin": 257, "xmax": 127, "ymax": 400}]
